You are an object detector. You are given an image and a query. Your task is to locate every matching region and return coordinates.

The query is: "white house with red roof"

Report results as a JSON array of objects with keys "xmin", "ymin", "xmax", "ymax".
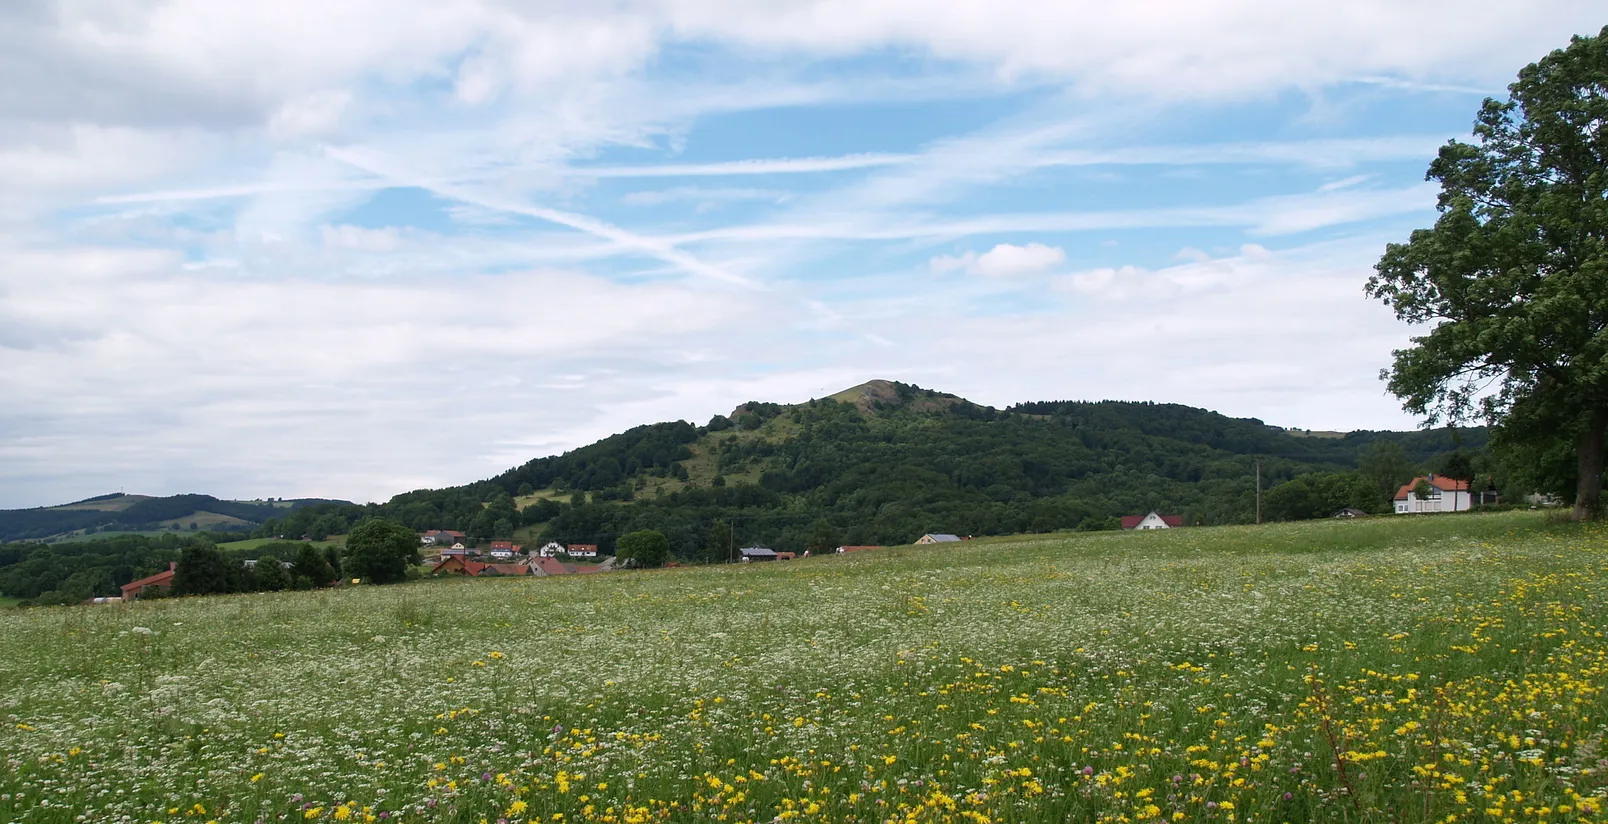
[
  {"xmin": 566, "ymin": 543, "xmax": 599, "ymax": 558},
  {"xmin": 486, "ymin": 541, "xmax": 522, "ymax": 559},
  {"xmin": 1393, "ymin": 475, "xmax": 1472, "ymax": 514},
  {"xmin": 1121, "ymin": 511, "xmax": 1183, "ymax": 530}
]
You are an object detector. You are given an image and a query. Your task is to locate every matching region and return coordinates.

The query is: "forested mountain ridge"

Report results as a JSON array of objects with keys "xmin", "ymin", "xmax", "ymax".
[
  {"xmin": 5, "ymin": 380, "xmax": 1486, "ymax": 557},
  {"xmin": 304, "ymin": 380, "xmax": 1486, "ymax": 558}
]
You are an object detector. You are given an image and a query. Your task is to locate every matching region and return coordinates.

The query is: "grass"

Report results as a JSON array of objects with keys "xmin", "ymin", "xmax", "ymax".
[
  {"xmin": 47, "ymin": 493, "xmax": 152, "ymax": 512},
  {"xmin": 0, "ymin": 595, "xmax": 21, "ymax": 608},
  {"xmin": 217, "ymin": 536, "xmax": 340, "ymax": 552},
  {"xmin": 1, "ymin": 511, "xmax": 1604, "ymax": 823}
]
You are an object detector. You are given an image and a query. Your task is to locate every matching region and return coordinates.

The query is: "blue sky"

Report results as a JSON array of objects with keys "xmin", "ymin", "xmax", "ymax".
[{"xmin": 0, "ymin": 1, "xmax": 1601, "ymax": 507}]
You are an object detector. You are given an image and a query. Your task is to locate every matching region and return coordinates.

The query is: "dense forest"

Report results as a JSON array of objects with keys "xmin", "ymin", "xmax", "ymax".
[
  {"xmin": 230, "ymin": 381, "xmax": 1493, "ymax": 559},
  {"xmin": 2, "ymin": 381, "xmax": 1499, "ymax": 575}
]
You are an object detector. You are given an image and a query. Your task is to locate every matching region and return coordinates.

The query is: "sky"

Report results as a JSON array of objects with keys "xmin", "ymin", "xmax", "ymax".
[{"xmin": 0, "ymin": 2, "xmax": 1601, "ymax": 508}]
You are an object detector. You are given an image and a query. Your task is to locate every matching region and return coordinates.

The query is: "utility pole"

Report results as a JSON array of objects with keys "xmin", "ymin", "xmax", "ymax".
[{"xmin": 1256, "ymin": 459, "xmax": 1262, "ymax": 524}]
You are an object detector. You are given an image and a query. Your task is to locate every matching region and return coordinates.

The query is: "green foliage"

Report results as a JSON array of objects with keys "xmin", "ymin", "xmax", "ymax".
[
  {"xmin": 616, "ymin": 529, "xmax": 669, "ymax": 568},
  {"xmin": 805, "ymin": 518, "xmax": 842, "ymax": 554},
  {"xmin": 342, "ymin": 518, "xmax": 419, "ymax": 584},
  {"xmin": 253, "ymin": 556, "xmax": 290, "ymax": 592},
  {"xmin": 1263, "ymin": 472, "xmax": 1383, "ymax": 521},
  {"xmin": 172, "ymin": 542, "xmax": 232, "ymax": 596},
  {"xmin": 292, "ymin": 544, "xmax": 336, "ymax": 587},
  {"xmin": 1366, "ymin": 26, "xmax": 1608, "ymax": 519},
  {"xmin": 1358, "ymin": 441, "xmax": 1417, "ymax": 501}
]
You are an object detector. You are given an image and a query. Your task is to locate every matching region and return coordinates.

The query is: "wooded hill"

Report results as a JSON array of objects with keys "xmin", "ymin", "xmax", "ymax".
[
  {"xmin": 0, "ymin": 494, "xmax": 351, "ymax": 543},
  {"xmin": 5, "ymin": 381, "xmax": 1486, "ymax": 558},
  {"xmin": 255, "ymin": 380, "xmax": 1485, "ymax": 559}
]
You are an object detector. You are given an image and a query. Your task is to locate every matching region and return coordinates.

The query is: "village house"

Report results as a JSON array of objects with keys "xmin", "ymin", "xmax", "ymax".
[
  {"xmin": 441, "ymin": 542, "xmax": 478, "ymax": 557},
  {"xmin": 1393, "ymin": 475, "xmax": 1472, "ymax": 514},
  {"xmin": 526, "ymin": 556, "xmax": 572, "ymax": 576},
  {"xmin": 536, "ymin": 542, "xmax": 566, "ymax": 558},
  {"xmin": 915, "ymin": 533, "xmax": 962, "ymax": 545},
  {"xmin": 420, "ymin": 529, "xmax": 467, "ymax": 546},
  {"xmin": 1121, "ymin": 512, "xmax": 1184, "ymax": 530},
  {"xmin": 739, "ymin": 546, "xmax": 778, "ymax": 562},
  {"xmin": 430, "ymin": 557, "xmax": 530, "ymax": 577},
  {"xmin": 566, "ymin": 544, "xmax": 600, "ymax": 558},
  {"xmin": 120, "ymin": 562, "xmax": 176, "ymax": 601},
  {"xmin": 486, "ymin": 541, "xmax": 522, "ymax": 560},
  {"xmin": 1333, "ymin": 507, "xmax": 1369, "ymax": 519}
]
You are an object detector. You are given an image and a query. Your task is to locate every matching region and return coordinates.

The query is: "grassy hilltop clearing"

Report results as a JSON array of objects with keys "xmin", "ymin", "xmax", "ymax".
[{"xmin": 2, "ymin": 512, "xmax": 1605, "ymax": 823}]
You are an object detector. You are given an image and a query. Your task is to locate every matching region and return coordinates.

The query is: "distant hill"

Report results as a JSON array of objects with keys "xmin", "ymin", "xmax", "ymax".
[
  {"xmin": 336, "ymin": 380, "xmax": 1485, "ymax": 558},
  {"xmin": 11, "ymin": 380, "xmax": 1484, "ymax": 553},
  {"xmin": 0, "ymin": 494, "xmax": 355, "ymax": 543}
]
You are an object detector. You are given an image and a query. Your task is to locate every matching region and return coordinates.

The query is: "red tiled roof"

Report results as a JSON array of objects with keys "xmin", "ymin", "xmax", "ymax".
[
  {"xmin": 837, "ymin": 545, "xmax": 882, "ymax": 552},
  {"xmin": 531, "ymin": 557, "xmax": 570, "ymax": 576},
  {"xmin": 120, "ymin": 564, "xmax": 176, "ymax": 595},
  {"xmin": 567, "ymin": 544, "xmax": 598, "ymax": 553},
  {"xmin": 478, "ymin": 563, "xmax": 529, "ymax": 576},
  {"xmin": 1393, "ymin": 475, "xmax": 1471, "ymax": 500}
]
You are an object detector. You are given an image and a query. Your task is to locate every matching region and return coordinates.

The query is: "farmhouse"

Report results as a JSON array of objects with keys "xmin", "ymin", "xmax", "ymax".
[
  {"xmin": 566, "ymin": 544, "xmax": 600, "ymax": 558},
  {"xmin": 120, "ymin": 562, "xmax": 176, "ymax": 601},
  {"xmin": 420, "ymin": 529, "xmax": 467, "ymax": 546},
  {"xmin": 1334, "ymin": 507, "xmax": 1369, "ymax": 519},
  {"xmin": 1121, "ymin": 512, "xmax": 1183, "ymax": 530},
  {"xmin": 739, "ymin": 546, "xmax": 778, "ymax": 562},
  {"xmin": 536, "ymin": 542, "xmax": 566, "ymax": 558},
  {"xmin": 1393, "ymin": 475, "xmax": 1472, "ymax": 514},
  {"xmin": 486, "ymin": 541, "xmax": 522, "ymax": 559},
  {"xmin": 915, "ymin": 533, "xmax": 962, "ymax": 545},
  {"xmin": 527, "ymin": 556, "xmax": 572, "ymax": 576}
]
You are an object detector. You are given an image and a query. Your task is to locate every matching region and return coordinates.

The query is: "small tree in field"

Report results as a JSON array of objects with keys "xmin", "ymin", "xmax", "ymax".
[
  {"xmin": 617, "ymin": 529, "xmax": 669, "ymax": 568},
  {"xmin": 292, "ymin": 544, "xmax": 335, "ymax": 587},
  {"xmin": 1366, "ymin": 27, "xmax": 1608, "ymax": 521},
  {"xmin": 173, "ymin": 543, "xmax": 231, "ymax": 596},
  {"xmin": 343, "ymin": 518, "xmax": 420, "ymax": 584}
]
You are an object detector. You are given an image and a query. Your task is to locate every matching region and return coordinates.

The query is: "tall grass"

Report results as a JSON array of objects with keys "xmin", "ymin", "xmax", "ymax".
[{"xmin": 0, "ymin": 512, "xmax": 1602, "ymax": 822}]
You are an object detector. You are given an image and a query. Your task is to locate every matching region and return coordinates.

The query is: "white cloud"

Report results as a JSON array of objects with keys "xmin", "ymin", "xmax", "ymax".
[
  {"xmin": 932, "ymin": 243, "xmax": 1066, "ymax": 277},
  {"xmin": 0, "ymin": 243, "xmax": 777, "ymax": 507},
  {"xmin": 665, "ymin": 0, "xmax": 1597, "ymax": 98},
  {"xmin": 3, "ymin": 0, "xmax": 1589, "ymax": 507}
]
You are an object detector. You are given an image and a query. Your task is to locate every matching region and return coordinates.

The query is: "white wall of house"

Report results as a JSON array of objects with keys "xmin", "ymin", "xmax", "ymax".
[
  {"xmin": 1394, "ymin": 489, "xmax": 1471, "ymax": 514},
  {"xmin": 1134, "ymin": 512, "xmax": 1171, "ymax": 530}
]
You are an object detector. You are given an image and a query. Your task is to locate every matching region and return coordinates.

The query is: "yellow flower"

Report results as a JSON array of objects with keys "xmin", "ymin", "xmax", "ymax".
[
  {"xmin": 250, "ymin": 773, "xmax": 264, "ymax": 783},
  {"xmin": 507, "ymin": 800, "xmax": 529, "ymax": 816}
]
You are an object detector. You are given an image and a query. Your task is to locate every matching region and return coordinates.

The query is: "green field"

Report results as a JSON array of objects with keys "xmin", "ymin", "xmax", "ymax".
[
  {"xmin": 1, "ymin": 512, "xmax": 1604, "ymax": 823},
  {"xmin": 217, "ymin": 536, "xmax": 342, "ymax": 551}
]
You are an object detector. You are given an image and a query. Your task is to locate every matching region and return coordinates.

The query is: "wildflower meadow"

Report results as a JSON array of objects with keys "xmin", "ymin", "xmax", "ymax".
[{"xmin": 1, "ymin": 511, "xmax": 1605, "ymax": 823}]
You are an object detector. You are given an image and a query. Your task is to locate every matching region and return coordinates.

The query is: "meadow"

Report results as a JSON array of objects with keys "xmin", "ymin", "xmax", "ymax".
[{"xmin": 0, "ymin": 512, "xmax": 1604, "ymax": 823}]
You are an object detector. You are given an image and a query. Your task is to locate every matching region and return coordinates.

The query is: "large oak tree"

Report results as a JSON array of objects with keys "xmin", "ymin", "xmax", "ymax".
[{"xmin": 1367, "ymin": 26, "xmax": 1608, "ymax": 521}]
